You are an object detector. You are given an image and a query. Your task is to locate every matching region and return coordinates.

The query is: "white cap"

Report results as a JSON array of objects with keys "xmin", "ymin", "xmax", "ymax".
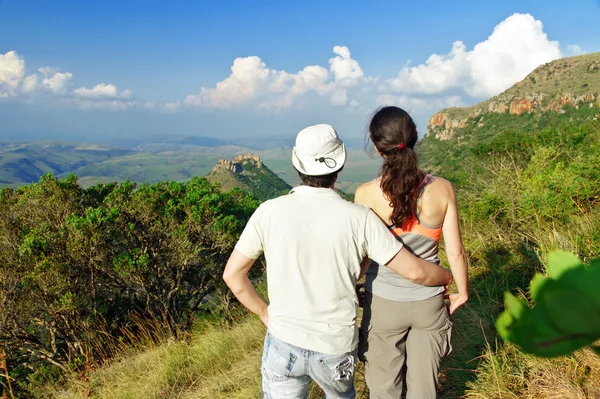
[{"xmin": 291, "ymin": 124, "xmax": 346, "ymax": 176}]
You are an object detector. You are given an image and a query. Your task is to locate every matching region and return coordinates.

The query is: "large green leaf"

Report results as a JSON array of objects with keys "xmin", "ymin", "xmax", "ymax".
[{"xmin": 496, "ymin": 250, "xmax": 600, "ymax": 357}]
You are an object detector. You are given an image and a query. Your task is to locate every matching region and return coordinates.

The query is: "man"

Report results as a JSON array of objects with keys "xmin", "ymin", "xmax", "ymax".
[{"xmin": 223, "ymin": 124, "xmax": 452, "ymax": 399}]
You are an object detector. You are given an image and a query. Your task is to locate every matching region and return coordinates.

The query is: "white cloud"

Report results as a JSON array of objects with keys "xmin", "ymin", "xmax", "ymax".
[
  {"xmin": 185, "ymin": 56, "xmax": 271, "ymax": 108},
  {"xmin": 72, "ymin": 98, "xmax": 137, "ymax": 111},
  {"xmin": 184, "ymin": 55, "xmax": 333, "ymax": 109},
  {"xmin": 182, "ymin": 46, "xmax": 367, "ymax": 110},
  {"xmin": 21, "ymin": 74, "xmax": 39, "ymax": 93},
  {"xmin": 162, "ymin": 101, "xmax": 182, "ymax": 112},
  {"xmin": 385, "ymin": 41, "xmax": 469, "ymax": 95},
  {"xmin": 329, "ymin": 46, "xmax": 365, "ymax": 87},
  {"xmin": 39, "ymin": 66, "xmax": 73, "ymax": 94},
  {"xmin": 0, "ymin": 51, "xmax": 26, "ymax": 96},
  {"xmin": 384, "ymin": 13, "xmax": 562, "ymax": 98},
  {"xmin": 0, "ymin": 51, "xmax": 135, "ymax": 110},
  {"xmin": 566, "ymin": 44, "xmax": 586, "ymax": 56},
  {"xmin": 71, "ymin": 83, "xmax": 136, "ymax": 110},
  {"xmin": 331, "ymin": 88, "xmax": 348, "ymax": 106},
  {"xmin": 74, "ymin": 83, "xmax": 134, "ymax": 100}
]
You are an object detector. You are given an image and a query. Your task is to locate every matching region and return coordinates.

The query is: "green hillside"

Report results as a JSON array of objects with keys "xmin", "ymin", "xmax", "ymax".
[{"xmin": 205, "ymin": 153, "xmax": 292, "ymax": 201}]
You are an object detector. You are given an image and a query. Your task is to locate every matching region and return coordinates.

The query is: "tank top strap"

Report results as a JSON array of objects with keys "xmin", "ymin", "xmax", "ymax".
[{"xmin": 413, "ymin": 174, "xmax": 442, "ymax": 229}]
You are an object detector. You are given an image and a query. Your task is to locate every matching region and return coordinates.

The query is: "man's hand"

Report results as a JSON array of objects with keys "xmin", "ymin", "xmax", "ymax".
[{"xmin": 445, "ymin": 293, "xmax": 468, "ymax": 315}]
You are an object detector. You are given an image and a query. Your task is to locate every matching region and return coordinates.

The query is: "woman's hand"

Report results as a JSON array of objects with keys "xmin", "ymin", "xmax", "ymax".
[{"xmin": 446, "ymin": 293, "xmax": 468, "ymax": 315}]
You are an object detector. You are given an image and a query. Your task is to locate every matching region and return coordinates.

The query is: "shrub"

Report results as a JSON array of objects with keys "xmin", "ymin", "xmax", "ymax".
[{"xmin": 0, "ymin": 175, "xmax": 259, "ymax": 394}]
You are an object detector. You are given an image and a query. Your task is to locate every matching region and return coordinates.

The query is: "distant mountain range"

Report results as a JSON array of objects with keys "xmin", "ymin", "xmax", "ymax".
[{"xmin": 0, "ymin": 139, "xmax": 380, "ymax": 193}]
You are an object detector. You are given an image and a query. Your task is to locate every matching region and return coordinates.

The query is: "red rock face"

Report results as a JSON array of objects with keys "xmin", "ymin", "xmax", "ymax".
[
  {"xmin": 509, "ymin": 99, "xmax": 533, "ymax": 115},
  {"xmin": 429, "ymin": 113, "xmax": 446, "ymax": 127}
]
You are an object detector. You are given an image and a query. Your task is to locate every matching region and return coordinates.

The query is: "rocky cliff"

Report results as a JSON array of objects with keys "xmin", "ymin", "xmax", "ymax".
[
  {"xmin": 427, "ymin": 52, "xmax": 600, "ymax": 140},
  {"xmin": 213, "ymin": 153, "xmax": 264, "ymax": 174}
]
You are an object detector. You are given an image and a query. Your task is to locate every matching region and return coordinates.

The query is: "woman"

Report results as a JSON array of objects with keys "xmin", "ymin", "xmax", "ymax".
[{"xmin": 355, "ymin": 106, "xmax": 468, "ymax": 399}]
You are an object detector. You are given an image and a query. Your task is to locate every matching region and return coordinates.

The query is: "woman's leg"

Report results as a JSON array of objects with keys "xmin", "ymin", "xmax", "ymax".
[
  {"xmin": 360, "ymin": 292, "xmax": 411, "ymax": 399},
  {"xmin": 404, "ymin": 294, "xmax": 452, "ymax": 399}
]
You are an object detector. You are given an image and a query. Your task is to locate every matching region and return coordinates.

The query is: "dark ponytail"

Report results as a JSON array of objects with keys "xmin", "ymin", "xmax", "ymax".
[{"xmin": 368, "ymin": 106, "xmax": 425, "ymax": 228}]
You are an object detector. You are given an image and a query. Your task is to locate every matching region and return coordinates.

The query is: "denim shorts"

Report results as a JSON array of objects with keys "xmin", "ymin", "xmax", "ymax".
[{"xmin": 261, "ymin": 331, "xmax": 357, "ymax": 399}]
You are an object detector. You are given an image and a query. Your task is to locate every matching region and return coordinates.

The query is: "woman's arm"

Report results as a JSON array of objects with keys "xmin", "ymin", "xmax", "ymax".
[{"xmin": 441, "ymin": 182, "xmax": 468, "ymax": 314}]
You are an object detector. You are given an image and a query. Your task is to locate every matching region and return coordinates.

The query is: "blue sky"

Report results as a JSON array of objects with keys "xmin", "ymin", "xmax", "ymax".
[{"xmin": 1, "ymin": 0, "xmax": 599, "ymax": 146}]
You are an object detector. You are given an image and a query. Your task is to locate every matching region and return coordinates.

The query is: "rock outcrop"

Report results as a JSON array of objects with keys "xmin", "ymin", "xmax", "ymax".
[{"xmin": 213, "ymin": 153, "xmax": 263, "ymax": 174}]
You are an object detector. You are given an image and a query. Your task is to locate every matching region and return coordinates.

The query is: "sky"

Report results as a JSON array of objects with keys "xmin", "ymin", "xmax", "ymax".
[{"xmin": 1, "ymin": 0, "xmax": 599, "ymax": 146}]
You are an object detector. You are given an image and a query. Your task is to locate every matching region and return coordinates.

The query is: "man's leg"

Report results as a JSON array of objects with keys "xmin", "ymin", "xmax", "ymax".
[
  {"xmin": 308, "ymin": 350, "xmax": 357, "ymax": 399},
  {"xmin": 262, "ymin": 332, "xmax": 310, "ymax": 399},
  {"xmin": 405, "ymin": 294, "xmax": 453, "ymax": 399},
  {"xmin": 361, "ymin": 292, "xmax": 411, "ymax": 399}
]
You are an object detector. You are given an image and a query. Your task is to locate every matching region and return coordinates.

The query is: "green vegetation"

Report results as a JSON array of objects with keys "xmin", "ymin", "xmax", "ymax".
[
  {"xmin": 421, "ymin": 115, "xmax": 600, "ymax": 398},
  {"xmin": 497, "ymin": 251, "xmax": 600, "ymax": 357},
  {"xmin": 0, "ymin": 175, "xmax": 259, "ymax": 397},
  {"xmin": 419, "ymin": 104, "xmax": 600, "ymax": 189}
]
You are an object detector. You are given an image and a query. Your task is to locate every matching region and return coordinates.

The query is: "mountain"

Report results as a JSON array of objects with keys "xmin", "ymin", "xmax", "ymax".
[
  {"xmin": 205, "ymin": 153, "xmax": 292, "ymax": 201},
  {"xmin": 426, "ymin": 52, "xmax": 600, "ymax": 141},
  {"xmin": 418, "ymin": 52, "xmax": 600, "ymax": 183}
]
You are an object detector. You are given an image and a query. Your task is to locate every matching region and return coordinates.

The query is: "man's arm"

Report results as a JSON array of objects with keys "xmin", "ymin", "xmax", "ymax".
[
  {"xmin": 386, "ymin": 247, "xmax": 452, "ymax": 287},
  {"xmin": 223, "ymin": 249, "xmax": 269, "ymax": 326}
]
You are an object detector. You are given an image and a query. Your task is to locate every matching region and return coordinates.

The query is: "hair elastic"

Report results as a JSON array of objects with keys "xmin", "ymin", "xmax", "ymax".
[{"xmin": 397, "ymin": 143, "xmax": 407, "ymax": 150}]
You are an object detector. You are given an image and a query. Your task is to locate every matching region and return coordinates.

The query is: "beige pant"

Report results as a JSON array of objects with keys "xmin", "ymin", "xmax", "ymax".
[{"xmin": 359, "ymin": 292, "xmax": 452, "ymax": 399}]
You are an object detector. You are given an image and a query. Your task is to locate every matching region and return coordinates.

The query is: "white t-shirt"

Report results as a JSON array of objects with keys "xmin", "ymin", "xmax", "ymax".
[{"xmin": 235, "ymin": 185, "xmax": 403, "ymax": 354}]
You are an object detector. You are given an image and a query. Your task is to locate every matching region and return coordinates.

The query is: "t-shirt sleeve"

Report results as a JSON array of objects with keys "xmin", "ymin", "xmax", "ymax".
[
  {"xmin": 234, "ymin": 207, "xmax": 264, "ymax": 260},
  {"xmin": 363, "ymin": 209, "xmax": 404, "ymax": 265}
]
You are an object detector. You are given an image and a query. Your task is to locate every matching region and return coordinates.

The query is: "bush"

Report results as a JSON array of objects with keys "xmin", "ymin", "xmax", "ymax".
[{"xmin": 0, "ymin": 174, "xmax": 259, "ymax": 395}]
